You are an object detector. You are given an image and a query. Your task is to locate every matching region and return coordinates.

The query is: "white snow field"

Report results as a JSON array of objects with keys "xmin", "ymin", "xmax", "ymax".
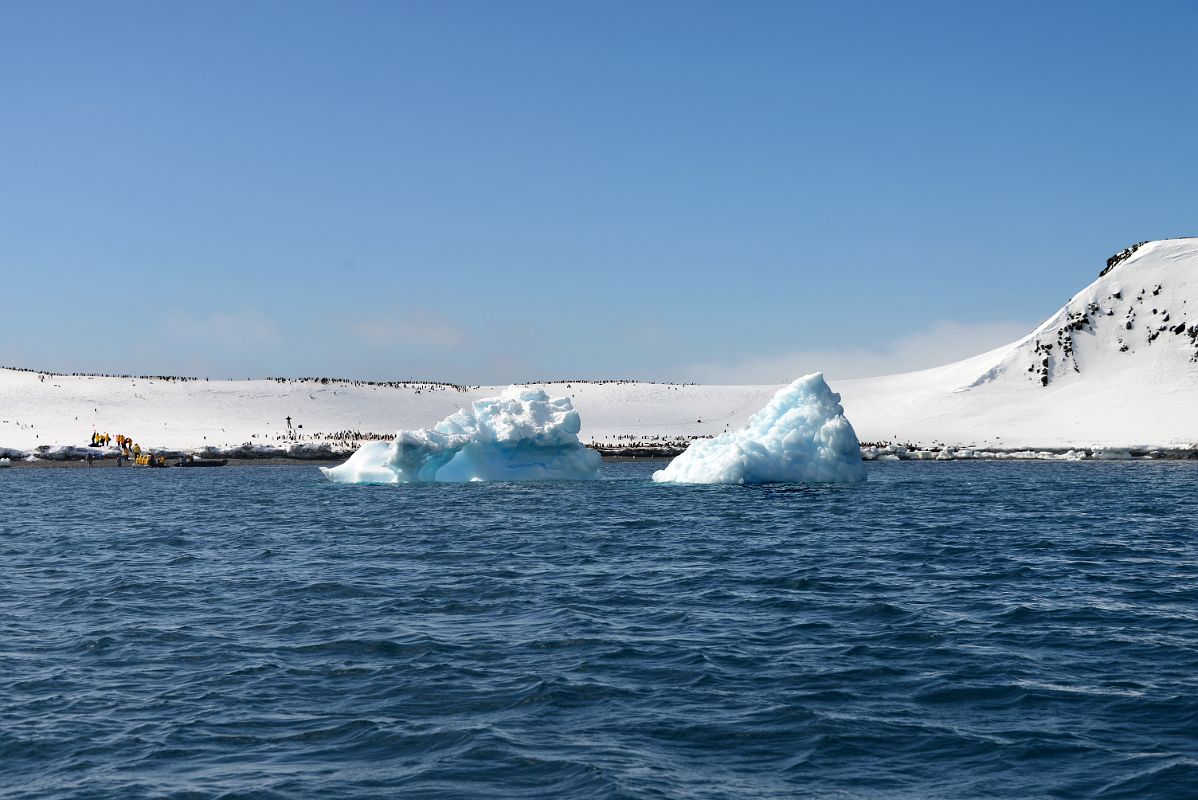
[
  {"xmin": 320, "ymin": 386, "xmax": 601, "ymax": 483},
  {"xmin": 1, "ymin": 238, "xmax": 1196, "ymax": 459},
  {"xmin": 652, "ymin": 374, "xmax": 867, "ymax": 484}
]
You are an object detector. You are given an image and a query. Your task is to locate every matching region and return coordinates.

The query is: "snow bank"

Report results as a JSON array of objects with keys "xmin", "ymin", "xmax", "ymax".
[
  {"xmin": 35, "ymin": 445, "xmax": 110, "ymax": 461},
  {"xmin": 861, "ymin": 445, "xmax": 1091, "ymax": 461},
  {"xmin": 652, "ymin": 373, "xmax": 867, "ymax": 484},
  {"xmin": 321, "ymin": 386, "xmax": 601, "ymax": 483},
  {"xmin": 286, "ymin": 442, "xmax": 337, "ymax": 459}
]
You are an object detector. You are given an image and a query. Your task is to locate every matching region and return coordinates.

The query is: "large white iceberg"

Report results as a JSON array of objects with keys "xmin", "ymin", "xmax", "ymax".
[
  {"xmin": 652, "ymin": 373, "xmax": 867, "ymax": 484},
  {"xmin": 321, "ymin": 386, "xmax": 601, "ymax": 483}
]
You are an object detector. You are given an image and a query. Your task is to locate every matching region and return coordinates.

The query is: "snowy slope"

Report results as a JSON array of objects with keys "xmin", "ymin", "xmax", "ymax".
[
  {"xmin": 0, "ymin": 371, "xmax": 777, "ymax": 456},
  {"xmin": 836, "ymin": 238, "xmax": 1198, "ymax": 448},
  {"xmin": 2, "ymin": 238, "xmax": 1196, "ymax": 456},
  {"xmin": 0, "ymin": 374, "xmax": 488, "ymax": 456}
]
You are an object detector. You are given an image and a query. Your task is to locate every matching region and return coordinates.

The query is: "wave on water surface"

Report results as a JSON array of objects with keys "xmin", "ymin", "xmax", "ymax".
[{"xmin": 1, "ymin": 460, "xmax": 1196, "ymax": 798}]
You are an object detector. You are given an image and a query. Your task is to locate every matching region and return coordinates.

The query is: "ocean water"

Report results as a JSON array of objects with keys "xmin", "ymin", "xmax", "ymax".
[{"xmin": 1, "ymin": 461, "xmax": 1196, "ymax": 799}]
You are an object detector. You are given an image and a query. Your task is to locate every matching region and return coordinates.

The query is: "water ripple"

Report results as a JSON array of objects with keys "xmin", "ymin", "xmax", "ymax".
[{"xmin": 1, "ymin": 460, "xmax": 1196, "ymax": 798}]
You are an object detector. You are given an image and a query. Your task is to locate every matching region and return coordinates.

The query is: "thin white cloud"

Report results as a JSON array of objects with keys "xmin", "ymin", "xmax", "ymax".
[
  {"xmin": 163, "ymin": 309, "xmax": 283, "ymax": 349},
  {"xmin": 350, "ymin": 311, "xmax": 469, "ymax": 351},
  {"xmin": 684, "ymin": 320, "xmax": 1033, "ymax": 384}
]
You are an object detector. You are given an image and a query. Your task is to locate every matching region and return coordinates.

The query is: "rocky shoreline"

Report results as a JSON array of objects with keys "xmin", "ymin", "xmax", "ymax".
[
  {"xmin": 4, "ymin": 441, "xmax": 1198, "ymax": 468},
  {"xmin": 599, "ymin": 444, "xmax": 1198, "ymax": 461}
]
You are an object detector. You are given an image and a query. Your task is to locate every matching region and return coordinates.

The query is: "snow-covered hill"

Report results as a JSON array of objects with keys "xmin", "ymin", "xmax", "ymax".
[
  {"xmin": 836, "ymin": 237, "xmax": 1198, "ymax": 449},
  {"xmin": 0, "ymin": 372, "xmax": 779, "ymax": 459},
  {"xmin": 2, "ymin": 238, "xmax": 1196, "ymax": 459}
]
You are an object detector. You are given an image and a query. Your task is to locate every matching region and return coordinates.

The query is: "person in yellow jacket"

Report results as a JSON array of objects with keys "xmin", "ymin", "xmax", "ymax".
[{"xmin": 133, "ymin": 443, "xmax": 141, "ymax": 457}]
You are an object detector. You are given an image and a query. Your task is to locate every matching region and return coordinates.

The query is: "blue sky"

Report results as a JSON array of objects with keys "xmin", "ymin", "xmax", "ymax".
[{"xmin": 2, "ymin": 1, "xmax": 1196, "ymax": 383}]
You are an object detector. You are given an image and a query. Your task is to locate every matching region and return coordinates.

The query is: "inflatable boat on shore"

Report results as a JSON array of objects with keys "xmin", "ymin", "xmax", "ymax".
[{"xmin": 175, "ymin": 456, "xmax": 228, "ymax": 467}]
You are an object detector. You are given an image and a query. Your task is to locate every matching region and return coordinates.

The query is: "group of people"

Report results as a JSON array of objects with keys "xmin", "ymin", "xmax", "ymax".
[
  {"xmin": 85, "ymin": 431, "xmax": 163, "ymax": 467},
  {"xmin": 114, "ymin": 434, "xmax": 141, "ymax": 455},
  {"xmin": 90, "ymin": 432, "xmax": 144, "ymax": 455}
]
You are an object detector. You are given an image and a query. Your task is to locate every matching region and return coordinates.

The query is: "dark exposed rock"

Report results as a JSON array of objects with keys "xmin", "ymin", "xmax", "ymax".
[
  {"xmin": 1100, "ymin": 241, "xmax": 1148, "ymax": 276},
  {"xmin": 1029, "ymin": 339, "xmax": 1055, "ymax": 385}
]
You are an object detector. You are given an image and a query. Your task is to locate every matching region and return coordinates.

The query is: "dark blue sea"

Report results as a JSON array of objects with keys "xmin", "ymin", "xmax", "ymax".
[{"xmin": 2, "ymin": 461, "xmax": 1196, "ymax": 799}]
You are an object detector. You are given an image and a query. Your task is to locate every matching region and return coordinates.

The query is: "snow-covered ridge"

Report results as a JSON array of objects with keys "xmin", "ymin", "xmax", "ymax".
[
  {"xmin": 1, "ymin": 238, "xmax": 1196, "ymax": 459},
  {"xmin": 834, "ymin": 237, "xmax": 1198, "ymax": 449},
  {"xmin": 988, "ymin": 238, "xmax": 1198, "ymax": 388}
]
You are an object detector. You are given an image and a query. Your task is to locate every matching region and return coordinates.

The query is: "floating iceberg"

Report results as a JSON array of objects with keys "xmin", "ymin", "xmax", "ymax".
[
  {"xmin": 321, "ymin": 386, "xmax": 601, "ymax": 483},
  {"xmin": 652, "ymin": 373, "xmax": 867, "ymax": 484}
]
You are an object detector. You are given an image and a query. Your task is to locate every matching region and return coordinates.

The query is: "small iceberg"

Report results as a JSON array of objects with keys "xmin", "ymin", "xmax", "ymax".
[
  {"xmin": 652, "ymin": 373, "xmax": 867, "ymax": 484},
  {"xmin": 321, "ymin": 386, "xmax": 601, "ymax": 484}
]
